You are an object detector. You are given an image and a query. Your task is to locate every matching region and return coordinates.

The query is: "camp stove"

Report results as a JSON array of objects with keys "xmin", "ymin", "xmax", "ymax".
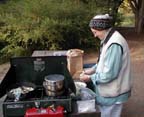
[{"xmin": 0, "ymin": 56, "xmax": 76, "ymax": 117}]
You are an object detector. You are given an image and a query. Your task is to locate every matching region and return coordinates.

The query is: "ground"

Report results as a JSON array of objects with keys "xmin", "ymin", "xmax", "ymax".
[{"xmin": 0, "ymin": 28, "xmax": 144, "ymax": 117}]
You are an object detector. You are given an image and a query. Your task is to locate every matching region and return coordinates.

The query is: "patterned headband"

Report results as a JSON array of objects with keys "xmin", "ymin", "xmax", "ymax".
[{"xmin": 89, "ymin": 14, "xmax": 113, "ymax": 30}]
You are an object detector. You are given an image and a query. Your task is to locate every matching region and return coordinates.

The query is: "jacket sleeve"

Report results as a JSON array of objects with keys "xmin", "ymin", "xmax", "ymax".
[{"xmin": 91, "ymin": 44, "xmax": 123, "ymax": 84}]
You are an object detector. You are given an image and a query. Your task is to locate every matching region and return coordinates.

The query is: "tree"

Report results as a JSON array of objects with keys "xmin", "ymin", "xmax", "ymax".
[
  {"xmin": 128, "ymin": 0, "xmax": 144, "ymax": 34},
  {"xmin": 109, "ymin": 0, "xmax": 124, "ymax": 24},
  {"xmin": 92, "ymin": 0, "xmax": 124, "ymax": 25}
]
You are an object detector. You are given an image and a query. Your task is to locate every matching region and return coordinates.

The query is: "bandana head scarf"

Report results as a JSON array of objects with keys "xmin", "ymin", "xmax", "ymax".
[{"xmin": 89, "ymin": 14, "xmax": 113, "ymax": 30}]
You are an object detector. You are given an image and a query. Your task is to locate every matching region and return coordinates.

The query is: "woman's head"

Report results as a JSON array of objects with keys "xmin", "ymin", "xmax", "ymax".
[
  {"xmin": 89, "ymin": 14, "xmax": 113, "ymax": 40},
  {"xmin": 89, "ymin": 14, "xmax": 113, "ymax": 31}
]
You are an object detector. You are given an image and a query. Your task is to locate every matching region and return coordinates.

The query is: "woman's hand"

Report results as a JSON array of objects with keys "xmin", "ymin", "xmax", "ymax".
[
  {"xmin": 80, "ymin": 73, "xmax": 91, "ymax": 82},
  {"xmin": 83, "ymin": 68, "xmax": 95, "ymax": 75}
]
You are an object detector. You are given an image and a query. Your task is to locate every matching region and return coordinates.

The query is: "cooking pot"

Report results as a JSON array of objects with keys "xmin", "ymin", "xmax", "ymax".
[
  {"xmin": 45, "ymin": 89, "xmax": 64, "ymax": 96},
  {"xmin": 43, "ymin": 74, "xmax": 64, "ymax": 92}
]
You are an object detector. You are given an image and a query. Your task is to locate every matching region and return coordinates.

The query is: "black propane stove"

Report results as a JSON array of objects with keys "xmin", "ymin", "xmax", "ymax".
[{"xmin": 0, "ymin": 56, "xmax": 76, "ymax": 117}]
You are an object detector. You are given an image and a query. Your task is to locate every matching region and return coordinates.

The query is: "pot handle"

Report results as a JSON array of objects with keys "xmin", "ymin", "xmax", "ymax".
[{"xmin": 43, "ymin": 81, "xmax": 46, "ymax": 88}]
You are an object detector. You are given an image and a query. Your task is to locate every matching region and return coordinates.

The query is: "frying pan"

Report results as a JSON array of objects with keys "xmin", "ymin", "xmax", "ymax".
[{"xmin": 7, "ymin": 82, "xmax": 36, "ymax": 99}]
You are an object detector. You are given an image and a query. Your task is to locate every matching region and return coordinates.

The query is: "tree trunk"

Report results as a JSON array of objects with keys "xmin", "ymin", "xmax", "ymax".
[
  {"xmin": 111, "ymin": 0, "xmax": 124, "ymax": 25},
  {"xmin": 138, "ymin": 0, "xmax": 144, "ymax": 34},
  {"xmin": 129, "ymin": 0, "xmax": 144, "ymax": 34},
  {"xmin": 137, "ymin": 16, "xmax": 144, "ymax": 34}
]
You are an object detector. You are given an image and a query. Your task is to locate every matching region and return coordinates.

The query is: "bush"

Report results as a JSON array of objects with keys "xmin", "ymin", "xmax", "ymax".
[{"xmin": 0, "ymin": 0, "xmax": 110, "ymax": 63}]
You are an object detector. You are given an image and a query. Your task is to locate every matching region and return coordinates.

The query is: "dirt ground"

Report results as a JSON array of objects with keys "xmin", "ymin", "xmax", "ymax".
[{"xmin": 0, "ymin": 28, "xmax": 144, "ymax": 117}]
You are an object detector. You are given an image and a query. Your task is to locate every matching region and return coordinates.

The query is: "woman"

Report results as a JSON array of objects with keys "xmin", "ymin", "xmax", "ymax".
[{"xmin": 80, "ymin": 14, "xmax": 132, "ymax": 117}]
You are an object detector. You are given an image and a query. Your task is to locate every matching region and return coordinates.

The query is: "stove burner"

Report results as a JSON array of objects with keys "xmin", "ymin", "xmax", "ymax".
[{"xmin": 6, "ymin": 86, "xmax": 70, "ymax": 102}]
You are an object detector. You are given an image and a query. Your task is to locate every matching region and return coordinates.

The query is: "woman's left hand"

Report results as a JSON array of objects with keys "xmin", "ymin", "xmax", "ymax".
[{"xmin": 80, "ymin": 74, "xmax": 91, "ymax": 82}]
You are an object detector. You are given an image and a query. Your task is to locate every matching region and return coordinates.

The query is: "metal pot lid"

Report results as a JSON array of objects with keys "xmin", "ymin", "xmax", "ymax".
[{"xmin": 44, "ymin": 74, "xmax": 64, "ymax": 82}]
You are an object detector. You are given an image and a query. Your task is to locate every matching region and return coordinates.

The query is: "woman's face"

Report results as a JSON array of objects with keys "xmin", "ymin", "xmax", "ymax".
[{"xmin": 91, "ymin": 28, "xmax": 105, "ymax": 40}]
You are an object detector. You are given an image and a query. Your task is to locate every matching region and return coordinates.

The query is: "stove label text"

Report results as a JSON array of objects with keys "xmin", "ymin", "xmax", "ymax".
[{"xmin": 6, "ymin": 104, "xmax": 24, "ymax": 109}]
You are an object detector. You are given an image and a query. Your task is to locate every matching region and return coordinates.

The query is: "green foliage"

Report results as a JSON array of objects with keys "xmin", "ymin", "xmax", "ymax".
[
  {"xmin": 0, "ymin": 0, "xmax": 118, "ymax": 63},
  {"xmin": 118, "ymin": 0, "xmax": 135, "ymax": 27}
]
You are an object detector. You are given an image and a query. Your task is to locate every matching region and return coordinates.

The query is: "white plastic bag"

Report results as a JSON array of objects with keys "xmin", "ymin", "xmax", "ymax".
[
  {"xmin": 80, "ymin": 87, "xmax": 96, "ymax": 100},
  {"xmin": 77, "ymin": 99, "xmax": 96, "ymax": 113}
]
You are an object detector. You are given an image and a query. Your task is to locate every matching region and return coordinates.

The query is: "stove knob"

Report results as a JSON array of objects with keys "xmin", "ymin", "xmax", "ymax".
[{"xmin": 35, "ymin": 101, "xmax": 40, "ymax": 108}]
